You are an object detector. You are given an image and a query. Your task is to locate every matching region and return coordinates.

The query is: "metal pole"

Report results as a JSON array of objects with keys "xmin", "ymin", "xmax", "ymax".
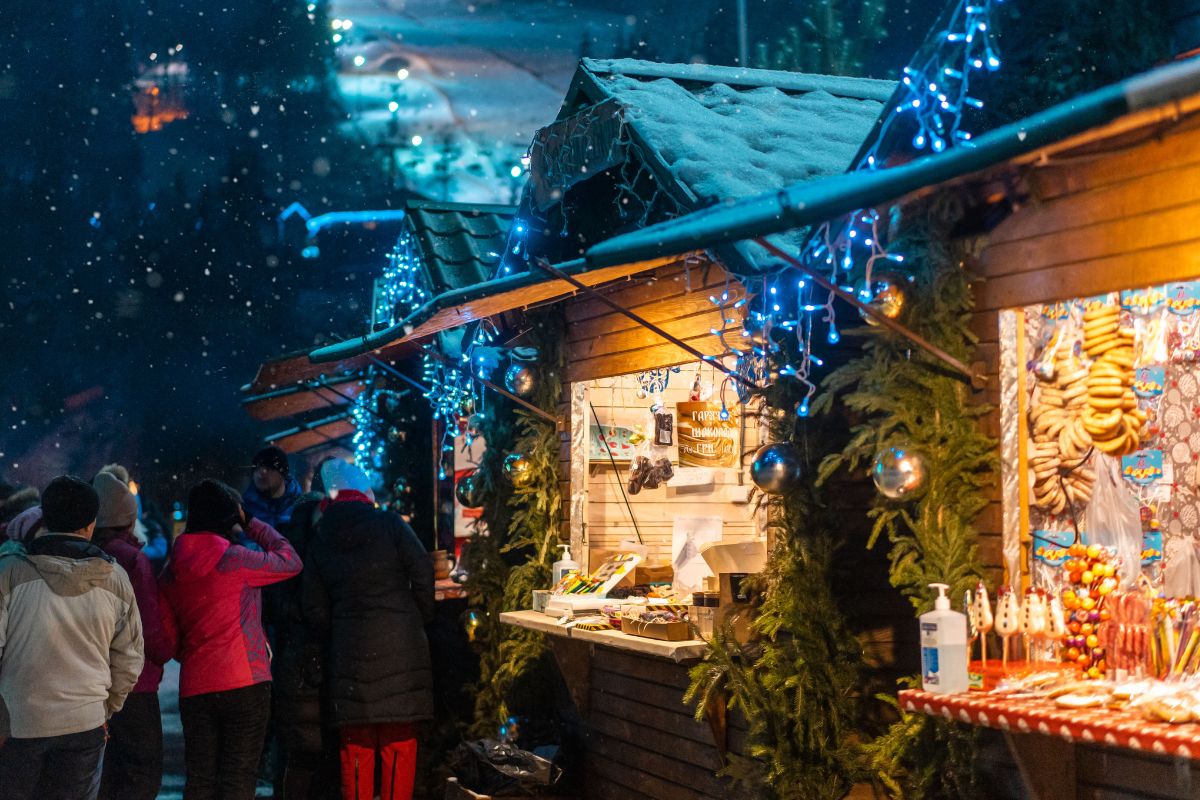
[
  {"xmin": 753, "ymin": 237, "xmax": 983, "ymax": 385},
  {"xmin": 529, "ymin": 258, "xmax": 758, "ymax": 392},
  {"xmin": 736, "ymin": 0, "xmax": 749, "ymax": 67}
]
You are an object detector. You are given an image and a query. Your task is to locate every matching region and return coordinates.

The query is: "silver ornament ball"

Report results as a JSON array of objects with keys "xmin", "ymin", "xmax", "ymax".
[
  {"xmin": 504, "ymin": 363, "xmax": 537, "ymax": 398},
  {"xmin": 750, "ymin": 442, "xmax": 804, "ymax": 495},
  {"xmin": 871, "ymin": 446, "xmax": 929, "ymax": 499},
  {"xmin": 455, "ymin": 470, "xmax": 484, "ymax": 509}
]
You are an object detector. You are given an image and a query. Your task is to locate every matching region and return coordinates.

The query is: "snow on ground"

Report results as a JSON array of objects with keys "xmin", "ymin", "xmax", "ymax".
[{"xmin": 330, "ymin": 0, "xmax": 632, "ymax": 204}]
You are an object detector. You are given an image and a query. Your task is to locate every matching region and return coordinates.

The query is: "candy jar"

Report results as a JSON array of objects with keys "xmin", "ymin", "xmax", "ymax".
[
  {"xmin": 973, "ymin": 582, "xmax": 994, "ymax": 670},
  {"xmin": 1019, "ymin": 588, "xmax": 1048, "ymax": 669},
  {"xmin": 995, "ymin": 586, "xmax": 1021, "ymax": 673}
]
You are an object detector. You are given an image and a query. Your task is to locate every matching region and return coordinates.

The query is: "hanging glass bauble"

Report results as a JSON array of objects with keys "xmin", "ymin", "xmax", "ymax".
[
  {"xmin": 461, "ymin": 608, "xmax": 483, "ymax": 642},
  {"xmin": 749, "ymin": 443, "xmax": 804, "ymax": 495},
  {"xmin": 504, "ymin": 452, "xmax": 534, "ymax": 487},
  {"xmin": 386, "ymin": 426, "xmax": 404, "ymax": 443},
  {"xmin": 856, "ymin": 273, "xmax": 907, "ymax": 325},
  {"xmin": 504, "ymin": 363, "xmax": 537, "ymax": 398},
  {"xmin": 740, "ymin": 308, "xmax": 771, "ymax": 348},
  {"xmin": 467, "ymin": 413, "xmax": 487, "ymax": 437},
  {"xmin": 455, "ymin": 470, "xmax": 484, "ymax": 509},
  {"xmin": 871, "ymin": 446, "xmax": 929, "ymax": 499},
  {"xmin": 383, "ymin": 392, "xmax": 403, "ymax": 414}
]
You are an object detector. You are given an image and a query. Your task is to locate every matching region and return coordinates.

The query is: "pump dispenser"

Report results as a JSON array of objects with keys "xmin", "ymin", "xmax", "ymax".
[
  {"xmin": 920, "ymin": 582, "xmax": 969, "ymax": 694},
  {"xmin": 552, "ymin": 544, "xmax": 579, "ymax": 584}
]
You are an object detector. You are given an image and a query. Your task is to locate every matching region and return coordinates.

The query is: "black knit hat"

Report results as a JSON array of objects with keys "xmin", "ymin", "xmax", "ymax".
[
  {"xmin": 252, "ymin": 445, "xmax": 290, "ymax": 477},
  {"xmin": 42, "ymin": 475, "xmax": 100, "ymax": 533},
  {"xmin": 186, "ymin": 479, "xmax": 242, "ymax": 535}
]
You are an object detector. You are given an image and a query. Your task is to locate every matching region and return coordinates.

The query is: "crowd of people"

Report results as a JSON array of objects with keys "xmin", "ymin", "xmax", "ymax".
[{"xmin": 0, "ymin": 446, "xmax": 435, "ymax": 800}]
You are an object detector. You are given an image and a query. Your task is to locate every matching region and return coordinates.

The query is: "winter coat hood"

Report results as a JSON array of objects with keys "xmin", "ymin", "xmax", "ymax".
[
  {"xmin": 23, "ymin": 534, "xmax": 115, "ymax": 596},
  {"xmin": 317, "ymin": 500, "xmax": 378, "ymax": 551},
  {"xmin": 169, "ymin": 531, "xmax": 231, "ymax": 581}
]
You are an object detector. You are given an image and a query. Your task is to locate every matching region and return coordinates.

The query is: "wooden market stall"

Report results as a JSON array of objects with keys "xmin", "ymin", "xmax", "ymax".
[
  {"xmin": 579, "ymin": 53, "xmax": 1200, "ymax": 800},
  {"xmin": 481, "ymin": 59, "xmax": 903, "ymax": 800}
]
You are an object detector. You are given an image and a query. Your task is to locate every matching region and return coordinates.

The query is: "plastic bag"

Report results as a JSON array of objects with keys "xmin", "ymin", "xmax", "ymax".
[
  {"xmin": 449, "ymin": 739, "xmax": 562, "ymax": 796},
  {"xmin": 1086, "ymin": 454, "xmax": 1144, "ymax": 588},
  {"xmin": 627, "ymin": 407, "xmax": 674, "ymax": 494},
  {"xmin": 1164, "ymin": 535, "xmax": 1200, "ymax": 598}
]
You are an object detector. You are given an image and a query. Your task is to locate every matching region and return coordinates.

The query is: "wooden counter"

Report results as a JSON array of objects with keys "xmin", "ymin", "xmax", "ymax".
[
  {"xmin": 902, "ymin": 688, "xmax": 1200, "ymax": 799},
  {"xmin": 501, "ymin": 609, "xmax": 741, "ymax": 799},
  {"xmin": 500, "ymin": 610, "xmax": 709, "ymax": 662}
]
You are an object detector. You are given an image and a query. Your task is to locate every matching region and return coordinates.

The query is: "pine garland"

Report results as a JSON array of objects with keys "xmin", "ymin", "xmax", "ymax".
[
  {"xmin": 465, "ymin": 309, "xmax": 566, "ymax": 737},
  {"xmin": 814, "ymin": 194, "xmax": 994, "ymax": 613},
  {"xmin": 814, "ymin": 193, "xmax": 994, "ymax": 798},
  {"xmin": 686, "ymin": 382, "xmax": 865, "ymax": 800}
]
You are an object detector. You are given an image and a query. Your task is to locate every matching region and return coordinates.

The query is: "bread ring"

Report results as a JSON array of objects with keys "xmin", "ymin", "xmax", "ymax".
[
  {"xmin": 1084, "ymin": 331, "xmax": 1119, "ymax": 350},
  {"xmin": 1087, "ymin": 337, "xmax": 1128, "ymax": 357},
  {"xmin": 1083, "ymin": 305, "xmax": 1120, "ymax": 322},
  {"xmin": 1107, "ymin": 353, "xmax": 1136, "ymax": 370},
  {"xmin": 1088, "ymin": 395, "xmax": 1126, "ymax": 411}
]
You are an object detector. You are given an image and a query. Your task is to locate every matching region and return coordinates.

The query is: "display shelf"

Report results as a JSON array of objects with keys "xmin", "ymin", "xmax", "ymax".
[
  {"xmin": 500, "ymin": 610, "xmax": 709, "ymax": 662},
  {"xmin": 899, "ymin": 687, "xmax": 1200, "ymax": 759}
]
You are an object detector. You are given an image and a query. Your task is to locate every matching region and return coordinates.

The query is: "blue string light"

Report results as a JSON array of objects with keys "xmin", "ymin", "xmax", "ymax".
[
  {"xmin": 706, "ymin": 0, "xmax": 1003, "ymax": 413},
  {"xmin": 374, "ymin": 229, "xmax": 429, "ymax": 327}
]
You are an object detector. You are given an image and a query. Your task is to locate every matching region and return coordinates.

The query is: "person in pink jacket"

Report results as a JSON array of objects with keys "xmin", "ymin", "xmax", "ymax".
[{"xmin": 159, "ymin": 478, "xmax": 301, "ymax": 800}]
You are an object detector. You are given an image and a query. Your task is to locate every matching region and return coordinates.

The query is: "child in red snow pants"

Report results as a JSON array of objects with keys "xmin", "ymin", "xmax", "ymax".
[{"xmin": 339, "ymin": 722, "xmax": 419, "ymax": 800}]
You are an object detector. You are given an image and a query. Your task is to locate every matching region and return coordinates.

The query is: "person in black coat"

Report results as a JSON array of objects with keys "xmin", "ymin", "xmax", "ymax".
[
  {"xmin": 266, "ymin": 489, "xmax": 336, "ymax": 800},
  {"xmin": 302, "ymin": 460, "xmax": 434, "ymax": 800}
]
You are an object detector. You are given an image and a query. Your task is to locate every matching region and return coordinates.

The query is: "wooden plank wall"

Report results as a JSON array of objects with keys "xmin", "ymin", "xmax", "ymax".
[
  {"xmin": 565, "ymin": 259, "xmax": 743, "ymax": 384},
  {"xmin": 557, "ymin": 257, "xmax": 747, "ymax": 555},
  {"xmin": 970, "ymin": 115, "xmax": 1200, "ymax": 585},
  {"xmin": 582, "ymin": 372, "xmax": 763, "ymax": 568},
  {"xmin": 581, "ymin": 648, "xmax": 745, "ymax": 800}
]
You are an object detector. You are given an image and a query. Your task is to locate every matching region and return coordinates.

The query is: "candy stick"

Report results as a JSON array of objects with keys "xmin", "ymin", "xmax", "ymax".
[{"xmin": 974, "ymin": 582, "xmax": 994, "ymax": 671}]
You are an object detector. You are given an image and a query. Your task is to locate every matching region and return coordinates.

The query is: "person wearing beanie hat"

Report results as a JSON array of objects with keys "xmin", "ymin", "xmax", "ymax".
[
  {"xmin": 318, "ymin": 458, "xmax": 375, "ymax": 502},
  {"xmin": 91, "ymin": 472, "xmax": 172, "ymax": 800},
  {"xmin": 94, "ymin": 472, "xmax": 138, "ymax": 530},
  {"xmin": 243, "ymin": 445, "xmax": 303, "ymax": 534},
  {"xmin": 0, "ymin": 475, "xmax": 144, "ymax": 800},
  {"xmin": 304, "ymin": 462, "xmax": 432, "ymax": 800},
  {"xmin": 159, "ymin": 479, "xmax": 301, "ymax": 799}
]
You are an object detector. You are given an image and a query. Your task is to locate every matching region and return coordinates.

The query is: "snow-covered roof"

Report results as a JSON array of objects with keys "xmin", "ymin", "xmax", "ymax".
[
  {"xmin": 405, "ymin": 200, "xmax": 515, "ymax": 293},
  {"xmin": 579, "ymin": 58, "xmax": 895, "ymax": 207}
]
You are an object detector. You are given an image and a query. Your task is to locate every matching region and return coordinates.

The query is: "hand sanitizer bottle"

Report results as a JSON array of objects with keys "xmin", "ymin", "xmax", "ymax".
[
  {"xmin": 921, "ymin": 582, "xmax": 968, "ymax": 694},
  {"xmin": 552, "ymin": 544, "xmax": 579, "ymax": 584}
]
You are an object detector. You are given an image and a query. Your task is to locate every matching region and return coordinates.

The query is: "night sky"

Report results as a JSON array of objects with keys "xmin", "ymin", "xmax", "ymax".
[{"xmin": 0, "ymin": 0, "xmax": 946, "ymax": 512}]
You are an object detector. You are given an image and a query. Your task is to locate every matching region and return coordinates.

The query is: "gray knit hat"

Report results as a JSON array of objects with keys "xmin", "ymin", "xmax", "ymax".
[{"xmin": 93, "ymin": 471, "xmax": 138, "ymax": 529}]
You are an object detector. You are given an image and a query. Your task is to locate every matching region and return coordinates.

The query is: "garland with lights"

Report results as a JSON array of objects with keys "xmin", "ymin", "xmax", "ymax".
[
  {"xmin": 814, "ymin": 192, "xmax": 994, "ymax": 799},
  {"xmin": 685, "ymin": 389, "xmax": 866, "ymax": 800},
  {"xmin": 461, "ymin": 309, "xmax": 566, "ymax": 739},
  {"xmin": 370, "ymin": 226, "xmax": 507, "ymax": 481}
]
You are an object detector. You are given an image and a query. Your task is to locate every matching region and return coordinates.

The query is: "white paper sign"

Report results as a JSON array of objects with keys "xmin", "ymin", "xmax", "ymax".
[{"xmin": 672, "ymin": 516, "xmax": 723, "ymax": 595}]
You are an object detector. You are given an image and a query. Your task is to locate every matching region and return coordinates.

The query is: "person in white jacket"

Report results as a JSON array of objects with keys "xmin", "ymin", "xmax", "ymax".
[{"xmin": 0, "ymin": 475, "xmax": 144, "ymax": 800}]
